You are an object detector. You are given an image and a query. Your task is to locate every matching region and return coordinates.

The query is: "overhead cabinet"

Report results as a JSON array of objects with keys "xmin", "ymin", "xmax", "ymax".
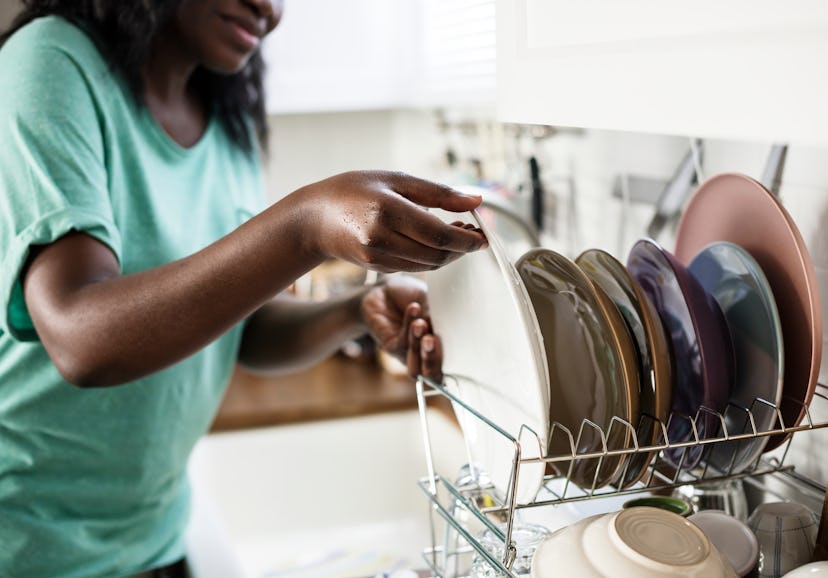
[
  {"xmin": 496, "ymin": 0, "xmax": 828, "ymax": 145},
  {"xmin": 263, "ymin": 0, "xmax": 496, "ymax": 113}
]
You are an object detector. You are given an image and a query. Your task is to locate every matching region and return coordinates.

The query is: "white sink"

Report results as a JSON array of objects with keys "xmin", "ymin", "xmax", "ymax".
[{"xmin": 186, "ymin": 409, "xmax": 466, "ymax": 578}]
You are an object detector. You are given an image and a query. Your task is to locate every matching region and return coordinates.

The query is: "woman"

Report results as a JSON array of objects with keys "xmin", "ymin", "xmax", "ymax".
[{"xmin": 0, "ymin": 1, "xmax": 486, "ymax": 576}]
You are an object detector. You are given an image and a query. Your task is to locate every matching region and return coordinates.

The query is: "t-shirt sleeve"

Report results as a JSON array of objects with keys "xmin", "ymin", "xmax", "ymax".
[{"xmin": 0, "ymin": 41, "xmax": 122, "ymax": 341}]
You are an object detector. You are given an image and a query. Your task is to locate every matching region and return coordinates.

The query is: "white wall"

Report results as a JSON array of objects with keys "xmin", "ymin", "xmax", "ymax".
[{"xmin": 263, "ymin": 109, "xmax": 446, "ymax": 200}]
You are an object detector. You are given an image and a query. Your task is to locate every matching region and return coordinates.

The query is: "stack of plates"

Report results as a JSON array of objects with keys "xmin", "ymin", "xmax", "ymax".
[{"xmin": 425, "ymin": 173, "xmax": 822, "ymax": 502}]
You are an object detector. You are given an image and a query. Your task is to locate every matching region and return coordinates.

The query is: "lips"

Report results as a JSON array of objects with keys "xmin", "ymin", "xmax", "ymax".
[{"xmin": 221, "ymin": 13, "xmax": 264, "ymax": 51}]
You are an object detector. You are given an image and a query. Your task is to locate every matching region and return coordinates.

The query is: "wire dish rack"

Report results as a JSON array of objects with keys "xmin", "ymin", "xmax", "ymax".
[{"xmin": 414, "ymin": 375, "xmax": 828, "ymax": 578}]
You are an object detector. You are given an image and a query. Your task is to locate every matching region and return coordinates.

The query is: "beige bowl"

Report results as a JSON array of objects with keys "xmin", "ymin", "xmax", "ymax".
[{"xmin": 531, "ymin": 507, "xmax": 737, "ymax": 577}]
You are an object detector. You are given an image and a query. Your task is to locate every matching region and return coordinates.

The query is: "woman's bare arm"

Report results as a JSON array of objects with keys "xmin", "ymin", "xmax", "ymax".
[{"xmin": 23, "ymin": 171, "xmax": 484, "ymax": 387}]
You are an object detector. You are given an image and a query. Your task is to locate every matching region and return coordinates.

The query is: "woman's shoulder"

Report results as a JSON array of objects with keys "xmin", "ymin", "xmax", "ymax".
[{"xmin": 1, "ymin": 16, "xmax": 107, "ymax": 74}]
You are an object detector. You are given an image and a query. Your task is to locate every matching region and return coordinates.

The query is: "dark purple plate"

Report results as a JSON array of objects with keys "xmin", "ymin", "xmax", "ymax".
[{"xmin": 627, "ymin": 238, "xmax": 733, "ymax": 470}]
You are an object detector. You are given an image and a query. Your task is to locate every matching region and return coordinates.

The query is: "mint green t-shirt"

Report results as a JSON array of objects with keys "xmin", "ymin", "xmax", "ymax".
[{"xmin": 0, "ymin": 17, "xmax": 264, "ymax": 577}]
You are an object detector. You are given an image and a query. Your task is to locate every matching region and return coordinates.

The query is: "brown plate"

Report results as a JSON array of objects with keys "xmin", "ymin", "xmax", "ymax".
[
  {"xmin": 576, "ymin": 249, "xmax": 673, "ymax": 487},
  {"xmin": 516, "ymin": 248, "xmax": 639, "ymax": 489},
  {"xmin": 675, "ymin": 173, "xmax": 822, "ymax": 451}
]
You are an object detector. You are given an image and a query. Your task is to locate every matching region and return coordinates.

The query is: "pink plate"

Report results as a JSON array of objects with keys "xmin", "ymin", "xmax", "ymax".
[{"xmin": 675, "ymin": 173, "xmax": 822, "ymax": 451}]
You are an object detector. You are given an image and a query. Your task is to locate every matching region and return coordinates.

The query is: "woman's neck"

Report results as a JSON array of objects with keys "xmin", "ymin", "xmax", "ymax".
[{"xmin": 142, "ymin": 29, "xmax": 208, "ymax": 148}]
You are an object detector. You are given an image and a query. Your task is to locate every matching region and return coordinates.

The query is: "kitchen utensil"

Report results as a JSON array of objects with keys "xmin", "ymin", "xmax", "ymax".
[
  {"xmin": 516, "ymin": 248, "xmax": 639, "ymax": 489},
  {"xmin": 689, "ymin": 510, "xmax": 759, "ymax": 577},
  {"xmin": 623, "ymin": 496, "xmax": 693, "ymax": 518},
  {"xmin": 760, "ymin": 143, "xmax": 788, "ymax": 197},
  {"xmin": 647, "ymin": 139, "xmax": 703, "ymax": 239},
  {"xmin": 576, "ymin": 248, "xmax": 673, "ymax": 487},
  {"xmin": 674, "ymin": 173, "xmax": 822, "ymax": 452},
  {"xmin": 673, "ymin": 479, "xmax": 749, "ymax": 522},
  {"xmin": 471, "ymin": 523, "xmax": 550, "ymax": 577},
  {"xmin": 426, "ymin": 209, "xmax": 549, "ymax": 504},
  {"xmin": 531, "ymin": 507, "xmax": 737, "ymax": 577},
  {"xmin": 748, "ymin": 501, "xmax": 819, "ymax": 577},
  {"xmin": 627, "ymin": 238, "xmax": 733, "ymax": 470},
  {"xmin": 529, "ymin": 156, "xmax": 544, "ymax": 233},
  {"xmin": 688, "ymin": 242, "xmax": 784, "ymax": 474}
]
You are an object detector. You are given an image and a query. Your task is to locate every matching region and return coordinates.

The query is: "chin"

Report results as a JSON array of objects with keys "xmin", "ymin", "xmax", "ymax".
[{"xmin": 204, "ymin": 56, "xmax": 253, "ymax": 75}]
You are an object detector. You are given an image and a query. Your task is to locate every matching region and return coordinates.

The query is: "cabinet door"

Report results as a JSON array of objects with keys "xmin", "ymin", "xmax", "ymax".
[
  {"xmin": 419, "ymin": 0, "xmax": 496, "ymax": 107},
  {"xmin": 497, "ymin": 0, "xmax": 828, "ymax": 145},
  {"xmin": 263, "ymin": 0, "xmax": 417, "ymax": 113}
]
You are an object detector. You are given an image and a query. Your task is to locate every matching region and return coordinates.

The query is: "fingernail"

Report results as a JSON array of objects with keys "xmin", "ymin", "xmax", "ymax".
[
  {"xmin": 422, "ymin": 336, "xmax": 434, "ymax": 353},
  {"xmin": 409, "ymin": 302, "xmax": 421, "ymax": 316},
  {"xmin": 413, "ymin": 323, "xmax": 424, "ymax": 338},
  {"xmin": 453, "ymin": 189, "xmax": 483, "ymax": 199}
]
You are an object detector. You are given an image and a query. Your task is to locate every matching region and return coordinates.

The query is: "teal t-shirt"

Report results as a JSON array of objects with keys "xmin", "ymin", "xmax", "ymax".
[{"xmin": 0, "ymin": 17, "xmax": 264, "ymax": 577}]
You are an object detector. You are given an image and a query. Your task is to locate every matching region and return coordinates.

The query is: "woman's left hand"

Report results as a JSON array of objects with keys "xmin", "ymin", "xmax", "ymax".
[{"xmin": 361, "ymin": 275, "xmax": 443, "ymax": 382}]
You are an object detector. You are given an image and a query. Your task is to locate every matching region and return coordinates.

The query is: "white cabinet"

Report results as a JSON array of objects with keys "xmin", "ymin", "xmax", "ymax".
[
  {"xmin": 419, "ymin": 0, "xmax": 496, "ymax": 107},
  {"xmin": 497, "ymin": 0, "xmax": 828, "ymax": 145},
  {"xmin": 263, "ymin": 0, "xmax": 418, "ymax": 113},
  {"xmin": 263, "ymin": 0, "xmax": 496, "ymax": 113}
]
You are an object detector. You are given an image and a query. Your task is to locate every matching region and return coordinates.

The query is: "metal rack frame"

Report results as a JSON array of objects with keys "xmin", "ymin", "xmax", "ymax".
[{"xmin": 415, "ymin": 375, "xmax": 828, "ymax": 577}]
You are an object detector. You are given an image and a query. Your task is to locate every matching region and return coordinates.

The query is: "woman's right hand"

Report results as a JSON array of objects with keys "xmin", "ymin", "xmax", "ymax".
[{"xmin": 297, "ymin": 170, "xmax": 488, "ymax": 272}]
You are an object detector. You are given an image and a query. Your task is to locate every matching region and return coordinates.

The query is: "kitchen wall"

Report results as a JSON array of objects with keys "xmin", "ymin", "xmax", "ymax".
[
  {"xmin": 0, "ymin": 1, "xmax": 19, "ymax": 29},
  {"xmin": 263, "ymin": 109, "xmax": 446, "ymax": 198},
  {"xmin": 262, "ymin": 108, "xmax": 828, "ymax": 484}
]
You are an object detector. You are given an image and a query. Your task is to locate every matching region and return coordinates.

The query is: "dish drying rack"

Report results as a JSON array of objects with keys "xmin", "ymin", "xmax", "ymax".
[{"xmin": 415, "ymin": 376, "xmax": 828, "ymax": 578}]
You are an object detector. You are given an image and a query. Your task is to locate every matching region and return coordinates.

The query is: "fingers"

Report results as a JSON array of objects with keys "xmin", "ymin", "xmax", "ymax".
[
  {"xmin": 363, "ymin": 231, "xmax": 475, "ymax": 272},
  {"xmin": 420, "ymin": 334, "xmax": 443, "ymax": 382},
  {"xmin": 385, "ymin": 172, "xmax": 483, "ymax": 213},
  {"xmin": 405, "ymin": 316, "xmax": 443, "ymax": 382},
  {"xmin": 406, "ymin": 317, "xmax": 428, "ymax": 377},
  {"xmin": 378, "ymin": 193, "xmax": 488, "ymax": 254},
  {"xmin": 397, "ymin": 301, "xmax": 421, "ymax": 356}
]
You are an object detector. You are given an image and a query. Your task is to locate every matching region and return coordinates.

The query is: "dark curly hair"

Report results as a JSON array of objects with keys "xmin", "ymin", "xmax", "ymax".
[{"xmin": 0, "ymin": 0, "xmax": 268, "ymax": 153}]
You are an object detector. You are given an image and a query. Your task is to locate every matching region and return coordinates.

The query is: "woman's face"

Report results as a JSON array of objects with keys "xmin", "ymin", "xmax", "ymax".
[{"xmin": 174, "ymin": 0, "xmax": 284, "ymax": 73}]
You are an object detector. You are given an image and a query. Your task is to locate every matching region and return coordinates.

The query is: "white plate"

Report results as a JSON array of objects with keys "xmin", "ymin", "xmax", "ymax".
[
  {"xmin": 426, "ymin": 209, "xmax": 550, "ymax": 504},
  {"xmin": 688, "ymin": 242, "xmax": 784, "ymax": 474}
]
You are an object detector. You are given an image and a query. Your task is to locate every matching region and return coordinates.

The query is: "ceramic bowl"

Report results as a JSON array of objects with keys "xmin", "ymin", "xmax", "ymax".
[
  {"xmin": 689, "ymin": 510, "xmax": 759, "ymax": 576},
  {"xmin": 624, "ymin": 496, "xmax": 693, "ymax": 517},
  {"xmin": 531, "ymin": 507, "xmax": 737, "ymax": 577},
  {"xmin": 748, "ymin": 502, "xmax": 819, "ymax": 577},
  {"xmin": 783, "ymin": 561, "xmax": 828, "ymax": 577}
]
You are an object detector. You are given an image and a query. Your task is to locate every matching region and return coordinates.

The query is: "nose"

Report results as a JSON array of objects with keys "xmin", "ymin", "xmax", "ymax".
[{"xmin": 245, "ymin": 0, "xmax": 284, "ymax": 33}]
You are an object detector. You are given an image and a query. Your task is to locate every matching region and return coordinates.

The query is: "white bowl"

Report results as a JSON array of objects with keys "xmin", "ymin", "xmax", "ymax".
[
  {"xmin": 784, "ymin": 561, "xmax": 828, "ymax": 577},
  {"xmin": 531, "ymin": 507, "xmax": 737, "ymax": 577},
  {"xmin": 689, "ymin": 510, "xmax": 758, "ymax": 576}
]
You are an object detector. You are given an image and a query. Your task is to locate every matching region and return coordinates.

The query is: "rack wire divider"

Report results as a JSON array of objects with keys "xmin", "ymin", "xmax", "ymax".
[{"xmin": 415, "ymin": 375, "xmax": 828, "ymax": 578}]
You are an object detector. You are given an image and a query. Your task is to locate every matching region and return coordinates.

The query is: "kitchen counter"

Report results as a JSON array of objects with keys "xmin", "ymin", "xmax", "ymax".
[{"xmin": 210, "ymin": 355, "xmax": 425, "ymax": 431}]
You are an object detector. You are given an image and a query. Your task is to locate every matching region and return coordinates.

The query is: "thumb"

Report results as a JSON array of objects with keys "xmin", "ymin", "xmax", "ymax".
[{"xmin": 387, "ymin": 173, "xmax": 483, "ymax": 213}]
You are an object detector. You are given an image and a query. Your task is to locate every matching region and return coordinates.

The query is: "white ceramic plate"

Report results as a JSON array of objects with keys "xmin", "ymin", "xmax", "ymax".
[
  {"xmin": 426, "ymin": 209, "xmax": 550, "ymax": 504},
  {"xmin": 688, "ymin": 242, "xmax": 784, "ymax": 474}
]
